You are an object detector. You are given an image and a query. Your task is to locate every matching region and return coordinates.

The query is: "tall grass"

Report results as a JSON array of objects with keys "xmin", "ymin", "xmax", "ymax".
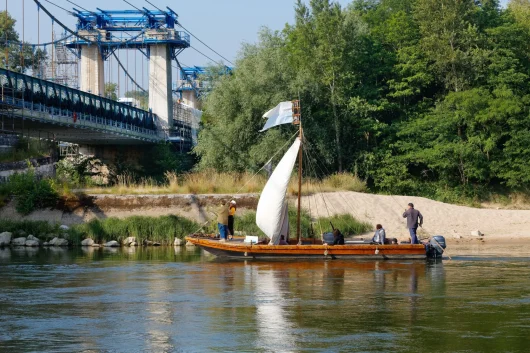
[
  {"xmin": 316, "ymin": 214, "xmax": 372, "ymax": 236},
  {"xmin": 222, "ymin": 209, "xmax": 371, "ymax": 238},
  {"xmin": 71, "ymin": 215, "xmax": 199, "ymax": 245},
  {"xmin": 0, "ymin": 219, "xmax": 62, "ymax": 237},
  {"xmin": 81, "ymin": 171, "xmax": 366, "ymax": 195}
]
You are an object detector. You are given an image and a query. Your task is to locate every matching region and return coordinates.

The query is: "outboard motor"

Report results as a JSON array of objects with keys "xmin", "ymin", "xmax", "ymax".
[{"xmin": 428, "ymin": 235, "xmax": 446, "ymax": 258}]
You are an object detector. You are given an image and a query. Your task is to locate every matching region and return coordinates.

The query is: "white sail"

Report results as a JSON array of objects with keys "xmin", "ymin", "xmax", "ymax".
[
  {"xmin": 260, "ymin": 101, "xmax": 294, "ymax": 132},
  {"xmin": 256, "ymin": 137, "xmax": 301, "ymax": 245}
]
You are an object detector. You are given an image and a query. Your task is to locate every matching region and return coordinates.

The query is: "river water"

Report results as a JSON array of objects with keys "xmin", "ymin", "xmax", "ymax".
[{"xmin": 0, "ymin": 246, "xmax": 529, "ymax": 353}]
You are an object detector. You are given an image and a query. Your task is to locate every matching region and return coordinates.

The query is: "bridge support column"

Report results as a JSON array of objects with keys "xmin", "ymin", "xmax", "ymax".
[
  {"xmin": 148, "ymin": 44, "xmax": 173, "ymax": 129},
  {"xmin": 181, "ymin": 91, "xmax": 201, "ymax": 110},
  {"xmin": 80, "ymin": 44, "xmax": 105, "ymax": 96}
]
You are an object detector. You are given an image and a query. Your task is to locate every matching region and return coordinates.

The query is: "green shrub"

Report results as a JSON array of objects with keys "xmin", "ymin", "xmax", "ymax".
[
  {"xmin": 4, "ymin": 169, "xmax": 59, "ymax": 215},
  {"xmin": 0, "ymin": 219, "xmax": 60, "ymax": 237}
]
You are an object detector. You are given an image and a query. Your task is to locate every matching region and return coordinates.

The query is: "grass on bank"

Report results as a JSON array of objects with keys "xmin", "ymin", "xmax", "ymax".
[
  {"xmin": 0, "ymin": 215, "xmax": 200, "ymax": 246},
  {"xmin": 0, "ymin": 213, "xmax": 372, "ymax": 246},
  {"xmin": 212, "ymin": 209, "xmax": 372, "ymax": 239},
  {"xmin": 80, "ymin": 170, "xmax": 367, "ymax": 195}
]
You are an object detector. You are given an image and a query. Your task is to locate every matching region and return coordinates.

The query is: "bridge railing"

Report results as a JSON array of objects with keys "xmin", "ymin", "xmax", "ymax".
[
  {"xmin": 1, "ymin": 95, "xmax": 164, "ymax": 141},
  {"xmin": 0, "ymin": 68, "xmax": 174, "ymax": 141}
]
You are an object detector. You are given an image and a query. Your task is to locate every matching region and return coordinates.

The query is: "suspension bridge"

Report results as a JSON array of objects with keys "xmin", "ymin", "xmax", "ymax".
[{"xmin": 0, "ymin": 0, "xmax": 231, "ymax": 154}]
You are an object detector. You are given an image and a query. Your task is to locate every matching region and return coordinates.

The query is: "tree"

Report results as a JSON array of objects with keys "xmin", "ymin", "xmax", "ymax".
[
  {"xmin": 104, "ymin": 83, "xmax": 118, "ymax": 101},
  {"xmin": 194, "ymin": 29, "xmax": 294, "ymax": 172},
  {"xmin": 0, "ymin": 11, "xmax": 47, "ymax": 73},
  {"xmin": 125, "ymin": 90, "xmax": 148, "ymax": 109}
]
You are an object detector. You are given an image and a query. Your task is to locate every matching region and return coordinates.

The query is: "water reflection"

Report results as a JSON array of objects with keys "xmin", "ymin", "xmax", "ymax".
[
  {"xmin": 1, "ymin": 249, "xmax": 530, "ymax": 352},
  {"xmin": 253, "ymin": 264, "xmax": 295, "ymax": 352}
]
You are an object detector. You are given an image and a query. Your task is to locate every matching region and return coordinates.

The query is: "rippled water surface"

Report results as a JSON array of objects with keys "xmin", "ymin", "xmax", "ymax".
[{"xmin": 1, "ymin": 246, "xmax": 529, "ymax": 353}]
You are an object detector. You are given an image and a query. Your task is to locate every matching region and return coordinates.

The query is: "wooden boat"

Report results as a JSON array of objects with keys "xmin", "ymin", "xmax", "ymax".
[
  {"xmin": 187, "ymin": 100, "xmax": 446, "ymax": 260},
  {"xmin": 185, "ymin": 236, "xmax": 445, "ymax": 260}
]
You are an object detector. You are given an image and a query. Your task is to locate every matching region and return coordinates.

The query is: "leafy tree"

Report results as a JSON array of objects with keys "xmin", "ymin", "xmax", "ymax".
[
  {"xmin": 105, "ymin": 83, "xmax": 118, "ymax": 100},
  {"xmin": 125, "ymin": 90, "xmax": 148, "ymax": 109},
  {"xmin": 0, "ymin": 11, "xmax": 47, "ymax": 73},
  {"xmin": 194, "ymin": 0, "xmax": 530, "ymax": 201}
]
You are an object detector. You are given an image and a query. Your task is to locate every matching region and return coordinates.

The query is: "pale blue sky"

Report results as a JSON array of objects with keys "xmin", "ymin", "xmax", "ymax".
[{"xmin": 2, "ymin": 0, "xmax": 510, "ymax": 95}]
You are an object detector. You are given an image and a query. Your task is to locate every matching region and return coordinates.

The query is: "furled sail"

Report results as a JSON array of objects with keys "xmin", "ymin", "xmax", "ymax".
[
  {"xmin": 260, "ymin": 101, "xmax": 293, "ymax": 132},
  {"xmin": 256, "ymin": 137, "xmax": 301, "ymax": 245}
]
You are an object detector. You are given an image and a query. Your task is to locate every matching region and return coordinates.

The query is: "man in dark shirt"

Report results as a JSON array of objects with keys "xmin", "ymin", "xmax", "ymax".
[
  {"xmin": 403, "ymin": 203, "xmax": 423, "ymax": 244},
  {"xmin": 332, "ymin": 229, "xmax": 345, "ymax": 245}
]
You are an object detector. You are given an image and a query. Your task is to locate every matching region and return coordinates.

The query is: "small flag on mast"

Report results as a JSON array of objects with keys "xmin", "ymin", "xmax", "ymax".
[{"xmin": 260, "ymin": 101, "xmax": 294, "ymax": 132}]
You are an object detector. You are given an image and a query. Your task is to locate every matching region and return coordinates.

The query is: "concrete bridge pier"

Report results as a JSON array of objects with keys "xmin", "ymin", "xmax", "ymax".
[
  {"xmin": 148, "ymin": 44, "xmax": 173, "ymax": 130},
  {"xmin": 79, "ymin": 34, "xmax": 105, "ymax": 96}
]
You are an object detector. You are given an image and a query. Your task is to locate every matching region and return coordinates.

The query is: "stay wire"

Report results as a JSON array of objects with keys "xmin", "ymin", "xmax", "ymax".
[
  {"xmin": 42, "ymin": 0, "xmax": 74, "ymax": 15},
  {"xmin": 190, "ymin": 46, "xmax": 224, "ymax": 67},
  {"xmin": 177, "ymin": 22, "xmax": 234, "ymax": 66},
  {"xmin": 190, "ymin": 130, "xmax": 300, "ymax": 236},
  {"xmin": 65, "ymin": 0, "xmax": 94, "ymax": 14},
  {"xmin": 232, "ymin": 130, "xmax": 300, "ymax": 196},
  {"xmin": 304, "ymin": 141, "xmax": 364, "ymax": 221},
  {"xmin": 303, "ymin": 139, "xmax": 354, "ymax": 233}
]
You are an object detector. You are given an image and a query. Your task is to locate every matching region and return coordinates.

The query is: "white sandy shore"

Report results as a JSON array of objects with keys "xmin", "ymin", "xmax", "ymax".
[{"xmin": 301, "ymin": 192, "xmax": 530, "ymax": 240}]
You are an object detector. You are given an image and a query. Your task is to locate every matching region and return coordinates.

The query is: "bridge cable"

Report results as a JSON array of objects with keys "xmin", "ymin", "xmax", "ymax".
[
  {"xmin": 122, "ymin": 0, "xmax": 142, "ymax": 12},
  {"xmin": 65, "ymin": 0, "xmax": 96, "ymax": 14},
  {"xmin": 112, "ymin": 51, "xmax": 146, "ymax": 93},
  {"xmin": 4, "ymin": 0, "xmax": 8, "ymax": 69},
  {"xmin": 190, "ymin": 46, "xmax": 224, "ymax": 67},
  {"xmin": 42, "ymin": 0, "xmax": 74, "ymax": 15},
  {"xmin": 176, "ymin": 23, "xmax": 234, "ymax": 66},
  {"xmin": 143, "ymin": 0, "xmax": 234, "ymax": 66},
  {"xmin": 21, "ymin": 0, "xmax": 24, "ymax": 69}
]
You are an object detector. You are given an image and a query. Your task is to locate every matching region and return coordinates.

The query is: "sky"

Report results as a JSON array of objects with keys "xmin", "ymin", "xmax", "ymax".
[{"xmin": 2, "ymin": 0, "xmax": 510, "ymax": 96}]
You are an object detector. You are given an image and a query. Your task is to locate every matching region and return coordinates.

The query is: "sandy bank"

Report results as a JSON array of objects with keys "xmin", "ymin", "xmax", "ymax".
[{"xmin": 1, "ymin": 191, "xmax": 530, "ymax": 256}]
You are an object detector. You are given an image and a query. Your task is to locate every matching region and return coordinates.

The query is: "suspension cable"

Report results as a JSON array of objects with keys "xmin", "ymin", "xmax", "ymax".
[
  {"xmin": 112, "ymin": 51, "xmax": 146, "ymax": 93},
  {"xmin": 21, "ymin": 0, "xmax": 24, "ymax": 69}
]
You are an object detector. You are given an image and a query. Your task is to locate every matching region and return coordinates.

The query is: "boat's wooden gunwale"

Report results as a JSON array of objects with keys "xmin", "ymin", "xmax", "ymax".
[{"xmin": 185, "ymin": 237, "xmax": 427, "ymax": 258}]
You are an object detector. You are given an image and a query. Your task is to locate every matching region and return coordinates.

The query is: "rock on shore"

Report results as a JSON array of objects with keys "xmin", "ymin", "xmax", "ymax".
[
  {"xmin": 122, "ymin": 237, "xmax": 136, "ymax": 247},
  {"xmin": 104, "ymin": 241, "xmax": 119, "ymax": 247},
  {"xmin": 49, "ymin": 237, "xmax": 69, "ymax": 246},
  {"xmin": 12, "ymin": 237, "xmax": 27, "ymax": 246},
  {"xmin": 81, "ymin": 238, "xmax": 95, "ymax": 246},
  {"xmin": 0, "ymin": 232, "xmax": 12, "ymax": 246},
  {"xmin": 25, "ymin": 235, "xmax": 40, "ymax": 247}
]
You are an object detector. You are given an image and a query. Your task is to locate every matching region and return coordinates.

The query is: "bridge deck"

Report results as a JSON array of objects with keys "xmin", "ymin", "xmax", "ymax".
[{"xmin": 0, "ymin": 69, "xmax": 192, "ymax": 145}]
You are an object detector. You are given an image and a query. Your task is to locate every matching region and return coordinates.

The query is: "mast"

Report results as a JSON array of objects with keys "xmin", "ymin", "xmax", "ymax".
[{"xmin": 292, "ymin": 100, "xmax": 302, "ymax": 244}]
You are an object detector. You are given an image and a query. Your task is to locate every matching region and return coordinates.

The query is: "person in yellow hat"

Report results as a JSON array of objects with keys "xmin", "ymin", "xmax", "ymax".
[{"xmin": 228, "ymin": 200, "xmax": 237, "ymax": 240}]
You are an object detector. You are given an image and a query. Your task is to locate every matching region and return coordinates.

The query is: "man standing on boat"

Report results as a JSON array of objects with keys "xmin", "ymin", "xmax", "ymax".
[
  {"xmin": 403, "ymin": 203, "xmax": 423, "ymax": 244},
  {"xmin": 217, "ymin": 200, "xmax": 230, "ymax": 241}
]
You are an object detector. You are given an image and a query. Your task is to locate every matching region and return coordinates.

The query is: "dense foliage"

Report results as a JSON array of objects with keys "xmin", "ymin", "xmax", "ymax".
[
  {"xmin": 195, "ymin": 0, "xmax": 530, "ymax": 201},
  {"xmin": 0, "ymin": 11, "xmax": 47, "ymax": 74},
  {"xmin": 0, "ymin": 169, "xmax": 59, "ymax": 214}
]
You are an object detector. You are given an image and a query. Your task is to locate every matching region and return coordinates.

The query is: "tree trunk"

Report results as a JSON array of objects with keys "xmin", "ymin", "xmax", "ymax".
[{"xmin": 331, "ymin": 99, "xmax": 342, "ymax": 172}]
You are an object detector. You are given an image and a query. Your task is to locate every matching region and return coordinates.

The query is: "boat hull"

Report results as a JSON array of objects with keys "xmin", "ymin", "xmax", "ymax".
[{"xmin": 185, "ymin": 236, "xmax": 430, "ymax": 260}]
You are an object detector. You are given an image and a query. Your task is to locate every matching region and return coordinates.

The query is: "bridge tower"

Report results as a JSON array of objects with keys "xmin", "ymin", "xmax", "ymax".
[
  {"xmin": 66, "ymin": 7, "xmax": 190, "ymax": 130},
  {"xmin": 78, "ymin": 31, "xmax": 105, "ymax": 95}
]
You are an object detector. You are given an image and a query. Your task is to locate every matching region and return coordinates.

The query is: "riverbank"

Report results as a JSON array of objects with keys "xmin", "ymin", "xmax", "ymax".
[{"xmin": 1, "ymin": 191, "xmax": 530, "ymax": 255}]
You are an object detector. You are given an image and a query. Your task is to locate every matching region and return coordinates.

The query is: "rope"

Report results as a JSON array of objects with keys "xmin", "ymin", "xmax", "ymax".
[
  {"xmin": 232, "ymin": 130, "xmax": 300, "ymax": 196},
  {"xmin": 190, "ymin": 130, "xmax": 300, "ymax": 235}
]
